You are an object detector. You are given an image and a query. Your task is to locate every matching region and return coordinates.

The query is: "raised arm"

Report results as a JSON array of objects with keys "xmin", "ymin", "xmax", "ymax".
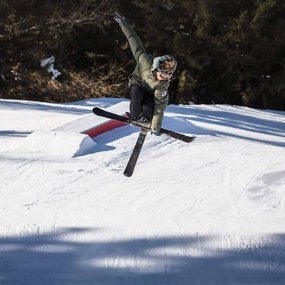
[{"xmin": 114, "ymin": 13, "xmax": 147, "ymax": 63}]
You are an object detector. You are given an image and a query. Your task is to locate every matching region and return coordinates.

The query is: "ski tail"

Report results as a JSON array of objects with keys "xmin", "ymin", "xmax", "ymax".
[{"xmin": 123, "ymin": 130, "xmax": 147, "ymax": 177}]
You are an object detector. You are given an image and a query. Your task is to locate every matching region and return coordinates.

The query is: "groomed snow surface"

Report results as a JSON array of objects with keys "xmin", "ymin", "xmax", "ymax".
[{"xmin": 0, "ymin": 98, "xmax": 285, "ymax": 285}]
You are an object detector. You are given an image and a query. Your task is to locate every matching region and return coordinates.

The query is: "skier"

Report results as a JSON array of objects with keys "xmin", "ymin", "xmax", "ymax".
[{"xmin": 114, "ymin": 12, "xmax": 177, "ymax": 135}]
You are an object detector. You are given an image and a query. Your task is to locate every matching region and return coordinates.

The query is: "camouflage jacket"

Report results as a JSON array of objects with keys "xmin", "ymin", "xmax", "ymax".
[{"xmin": 119, "ymin": 21, "xmax": 170, "ymax": 132}]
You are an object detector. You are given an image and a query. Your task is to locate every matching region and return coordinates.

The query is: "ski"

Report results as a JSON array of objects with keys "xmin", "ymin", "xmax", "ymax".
[
  {"xmin": 123, "ymin": 129, "xmax": 147, "ymax": 177},
  {"xmin": 92, "ymin": 107, "xmax": 196, "ymax": 143}
]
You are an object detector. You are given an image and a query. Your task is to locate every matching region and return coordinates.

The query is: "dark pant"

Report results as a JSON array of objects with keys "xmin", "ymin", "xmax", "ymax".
[{"xmin": 129, "ymin": 84, "xmax": 154, "ymax": 121}]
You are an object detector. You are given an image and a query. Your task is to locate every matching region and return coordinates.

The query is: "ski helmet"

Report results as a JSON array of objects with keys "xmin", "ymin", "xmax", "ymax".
[{"xmin": 151, "ymin": 55, "xmax": 177, "ymax": 74}]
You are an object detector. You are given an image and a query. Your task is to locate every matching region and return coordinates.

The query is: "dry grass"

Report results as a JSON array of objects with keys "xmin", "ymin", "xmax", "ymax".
[{"xmin": 1, "ymin": 62, "xmax": 128, "ymax": 103}]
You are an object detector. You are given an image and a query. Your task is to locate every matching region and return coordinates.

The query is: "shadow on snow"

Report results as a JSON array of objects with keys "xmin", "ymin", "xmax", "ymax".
[{"xmin": 0, "ymin": 228, "xmax": 284, "ymax": 285}]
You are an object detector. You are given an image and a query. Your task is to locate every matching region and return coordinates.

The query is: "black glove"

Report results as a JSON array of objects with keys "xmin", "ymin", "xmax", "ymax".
[{"xmin": 114, "ymin": 12, "xmax": 126, "ymax": 26}]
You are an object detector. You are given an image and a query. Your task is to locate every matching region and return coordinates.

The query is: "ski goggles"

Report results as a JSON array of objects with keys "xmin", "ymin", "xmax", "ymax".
[{"xmin": 157, "ymin": 69, "xmax": 174, "ymax": 79}]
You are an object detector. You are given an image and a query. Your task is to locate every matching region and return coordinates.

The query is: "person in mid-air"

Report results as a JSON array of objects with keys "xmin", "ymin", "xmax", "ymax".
[{"xmin": 114, "ymin": 12, "xmax": 177, "ymax": 135}]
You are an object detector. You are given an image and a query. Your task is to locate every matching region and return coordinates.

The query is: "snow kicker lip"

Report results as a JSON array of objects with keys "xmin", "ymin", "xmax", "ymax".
[{"xmin": 54, "ymin": 102, "xmax": 129, "ymax": 138}]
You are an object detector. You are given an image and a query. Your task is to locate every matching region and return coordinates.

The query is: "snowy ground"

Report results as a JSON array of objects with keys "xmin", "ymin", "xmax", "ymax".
[{"xmin": 0, "ymin": 98, "xmax": 285, "ymax": 284}]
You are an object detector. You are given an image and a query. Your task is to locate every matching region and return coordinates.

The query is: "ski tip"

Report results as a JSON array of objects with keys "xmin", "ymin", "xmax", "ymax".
[
  {"xmin": 189, "ymin": 136, "xmax": 196, "ymax": 143},
  {"xmin": 92, "ymin": 107, "xmax": 100, "ymax": 114},
  {"xmin": 181, "ymin": 136, "xmax": 196, "ymax": 143},
  {"xmin": 123, "ymin": 171, "xmax": 133, "ymax": 177}
]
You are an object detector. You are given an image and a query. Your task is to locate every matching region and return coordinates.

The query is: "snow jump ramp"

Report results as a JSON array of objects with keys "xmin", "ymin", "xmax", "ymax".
[{"xmin": 22, "ymin": 102, "xmax": 129, "ymax": 157}]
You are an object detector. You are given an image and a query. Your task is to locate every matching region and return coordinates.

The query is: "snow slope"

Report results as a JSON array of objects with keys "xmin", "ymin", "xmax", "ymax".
[{"xmin": 0, "ymin": 98, "xmax": 285, "ymax": 284}]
